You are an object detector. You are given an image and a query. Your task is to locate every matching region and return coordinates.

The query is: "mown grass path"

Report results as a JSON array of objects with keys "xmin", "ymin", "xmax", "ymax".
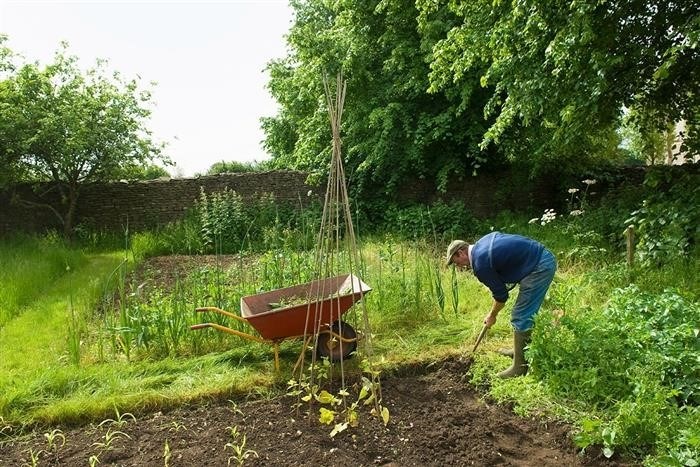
[
  {"xmin": 0, "ymin": 252, "xmax": 276, "ymax": 425},
  {"xmin": 0, "ymin": 253, "xmax": 124, "ymax": 380}
]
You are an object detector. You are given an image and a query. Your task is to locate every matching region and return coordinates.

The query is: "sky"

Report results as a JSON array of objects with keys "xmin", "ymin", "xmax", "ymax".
[{"xmin": 0, "ymin": 0, "xmax": 293, "ymax": 177}]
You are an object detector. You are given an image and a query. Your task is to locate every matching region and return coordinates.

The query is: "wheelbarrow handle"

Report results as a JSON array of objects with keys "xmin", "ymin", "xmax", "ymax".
[
  {"xmin": 189, "ymin": 322, "xmax": 267, "ymax": 344},
  {"xmin": 195, "ymin": 306, "xmax": 246, "ymax": 323}
]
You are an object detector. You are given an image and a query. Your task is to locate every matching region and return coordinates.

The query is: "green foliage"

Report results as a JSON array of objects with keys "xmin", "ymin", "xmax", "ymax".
[
  {"xmin": 263, "ymin": 0, "xmax": 700, "ymax": 194},
  {"xmin": 0, "ymin": 40, "xmax": 165, "ymax": 236},
  {"xmin": 530, "ymin": 286, "xmax": 699, "ymax": 459},
  {"xmin": 130, "ymin": 214, "xmax": 205, "ymax": 259},
  {"xmin": 356, "ymin": 199, "xmax": 484, "ymax": 241},
  {"xmin": 204, "ymin": 160, "xmax": 270, "ymax": 175},
  {"xmin": 627, "ymin": 166, "xmax": 700, "ymax": 266},
  {"xmin": 195, "ymin": 188, "xmax": 321, "ymax": 254},
  {"xmin": 112, "ymin": 164, "xmax": 170, "ymax": 181},
  {"xmin": 420, "ymin": 0, "xmax": 700, "ymax": 165},
  {"xmin": 619, "ymin": 109, "xmax": 677, "ymax": 165},
  {"xmin": 1, "ymin": 181, "xmax": 699, "ymax": 466},
  {"xmin": 263, "ymin": 0, "xmax": 498, "ymax": 198}
]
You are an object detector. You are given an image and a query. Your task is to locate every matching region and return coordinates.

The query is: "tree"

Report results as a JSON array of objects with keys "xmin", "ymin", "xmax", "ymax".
[
  {"xmin": 420, "ymin": 0, "xmax": 700, "ymax": 165},
  {"xmin": 0, "ymin": 41, "xmax": 165, "ymax": 237},
  {"xmin": 113, "ymin": 163, "xmax": 171, "ymax": 181},
  {"xmin": 0, "ymin": 35, "xmax": 24, "ymax": 186},
  {"xmin": 263, "ymin": 0, "xmax": 500, "ymax": 197},
  {"xmin": 204, "ymin": 159, "xmax": 270, "ymax": 175}
]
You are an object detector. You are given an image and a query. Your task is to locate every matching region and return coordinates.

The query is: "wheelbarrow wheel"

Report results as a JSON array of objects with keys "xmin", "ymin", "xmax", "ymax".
[{"xmin": 317, "ymin": 321, "xmax": 357, "ymax": 362}]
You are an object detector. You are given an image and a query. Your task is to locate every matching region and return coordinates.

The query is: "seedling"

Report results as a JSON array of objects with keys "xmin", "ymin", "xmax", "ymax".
[
  {"xmin": 228, "ymin": 400, "xmax": 244, "ymax": 416},
  {"xmin": 224, "ymin": 425, "xmax": 258, "ymax": 466},
  {"xmin": 91, "ymin": 427, "xmax": 131, "ymax": 453},
  {"xmin": 163, "ymin": 439, "xmax": 172, "ymax": 467},
  {"xmin": 98, "ymin": 407, "xmax": 136, "ymax": 429},
  {"xmin": 23, "ymin": 447, "xmax": 43, "ymax": 467},
  {"xmin": 165, "ymin": 421, "xmax": 188, "ymax": 433},
  {"xmin": 43, "ymin": 428, "xmax": 66, "ymax": 462}
]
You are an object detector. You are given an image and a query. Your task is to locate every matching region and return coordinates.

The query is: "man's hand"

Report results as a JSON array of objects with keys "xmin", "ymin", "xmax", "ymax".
[
  {"xmin": 483, "ymin": 300, "xmax": 505, "ymax": 328},
  {"xmin": 483, "ymin": 312, "xmax": 497, "ymax": 328}
]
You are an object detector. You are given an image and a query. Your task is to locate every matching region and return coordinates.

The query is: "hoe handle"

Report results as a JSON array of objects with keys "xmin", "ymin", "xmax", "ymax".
[{"xmin": 472, "ymin": 325, "xmax": 488, "ymax": 353}]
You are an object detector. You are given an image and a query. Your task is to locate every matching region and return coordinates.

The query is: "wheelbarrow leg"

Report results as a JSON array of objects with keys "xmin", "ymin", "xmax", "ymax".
[{"xmin": 274, "ymin": 343, "xmax": 280, "ymax": 372}]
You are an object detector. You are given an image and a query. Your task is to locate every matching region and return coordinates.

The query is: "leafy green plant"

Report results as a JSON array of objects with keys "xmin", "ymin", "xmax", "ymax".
[
  {"xmin": 627, "ymin": 167, "xmax": 699, "ymax": 266},
  {"xmin": 288, "ymin": 356, "xmax": 388, "ymax": 439},
  {"xmin": 530, "ymin": 285, "xmax": 699, "ymax": 460}
]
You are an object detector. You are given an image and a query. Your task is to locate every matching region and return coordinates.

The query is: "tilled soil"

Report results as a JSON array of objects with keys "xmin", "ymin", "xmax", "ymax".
[{"xmin": 0, "ymin": 358, "xmax": 628, "ymax": 467}]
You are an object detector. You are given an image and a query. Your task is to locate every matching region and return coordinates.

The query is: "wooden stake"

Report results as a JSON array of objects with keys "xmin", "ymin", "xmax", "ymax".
[{"xmin": 625, "ymin": 225, "xmax": 635, "ymax": 268}]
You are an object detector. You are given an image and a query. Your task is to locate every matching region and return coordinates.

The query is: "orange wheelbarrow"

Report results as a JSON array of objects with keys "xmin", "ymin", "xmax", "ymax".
[{"xmin": 191, "ymin": 274, "xmax": 371, "ymax": 370}]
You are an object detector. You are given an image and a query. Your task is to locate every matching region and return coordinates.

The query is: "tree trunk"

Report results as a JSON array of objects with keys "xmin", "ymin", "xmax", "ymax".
[{"xmin": 62, "ymin": 186, "xmax": 80, "ymax": 241}]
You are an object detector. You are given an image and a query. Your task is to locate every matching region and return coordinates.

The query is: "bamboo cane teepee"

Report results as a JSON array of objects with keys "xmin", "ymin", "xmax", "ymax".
[{"xmin": 292, "ymin": 72, "xmax": 386, "ymax": 433}]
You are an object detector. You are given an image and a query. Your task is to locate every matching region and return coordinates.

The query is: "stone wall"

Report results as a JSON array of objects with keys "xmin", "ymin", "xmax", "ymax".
[
  {"xmin": 0, "ymin": 166, "xmax": 653, "ymax": 236},
  {"xmin": 0, "ymin": 171, "xmax": 321, "ymax": 234}
]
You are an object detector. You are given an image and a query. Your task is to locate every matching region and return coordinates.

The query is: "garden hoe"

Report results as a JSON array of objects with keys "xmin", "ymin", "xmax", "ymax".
[
  {"xmin": 461, "ymin": 324, "xmax": 488, "ymax": 365},
  {"xmin": 471, "ymin": 324, "xmax": 489, "ymax": 353}
]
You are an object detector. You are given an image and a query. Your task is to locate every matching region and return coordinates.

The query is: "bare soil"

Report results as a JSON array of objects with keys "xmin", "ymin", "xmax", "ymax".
[
  {"xmin": 0, "ymin": 358, "xmax": 632, "ymax": 466},
  {"xmin": 0, "ymin": 256, "xmax": 634, "ymax": 466}
]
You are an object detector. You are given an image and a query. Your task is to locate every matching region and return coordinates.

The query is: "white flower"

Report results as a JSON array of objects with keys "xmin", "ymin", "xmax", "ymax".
[
  {"xmin": 568, "ymin": 188, "xmax": 579, "ymax": 194},
  {"xmin": 307, "ymin": 190, "xmax": 313, "ymax": 197},
  {"xmin": 539, "ymin": 209, "xmax": 557, "ymax": 225},
  {"xmin": 569, "ymin": 210, "xmax": 584, "ymax": 216},
  {"xmin": 582, "ymin": 179, "xmax": 597, "ymax": 185},
  {"xmin": 528, "ymin": 217, "xmax": 539, "ymax": 224}
]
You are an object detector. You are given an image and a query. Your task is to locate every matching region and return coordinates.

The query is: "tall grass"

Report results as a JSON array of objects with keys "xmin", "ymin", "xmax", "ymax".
[{"xmin": 0, "ymin": 233, "xmax": 87, "ymax": 327}]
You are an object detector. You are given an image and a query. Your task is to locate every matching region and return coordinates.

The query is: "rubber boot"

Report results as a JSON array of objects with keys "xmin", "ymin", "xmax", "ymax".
[
  {"xmin": 497, "ymin": 330, "xmax": 531, "ymax": 378},
  {"xmin": 497, "ymin": 348, "xmax": 514, "ymax": 358}
]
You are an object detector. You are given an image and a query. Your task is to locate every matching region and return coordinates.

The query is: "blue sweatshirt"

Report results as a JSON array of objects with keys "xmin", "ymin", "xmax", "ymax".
[{"xmin": 471, "ymin": 232, "xmax": 544, "ymax": 302}]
